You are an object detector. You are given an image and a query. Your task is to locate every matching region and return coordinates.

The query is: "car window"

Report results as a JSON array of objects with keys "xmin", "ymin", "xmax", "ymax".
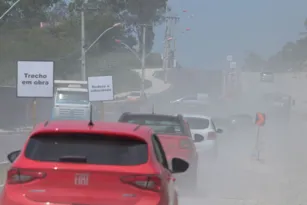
[
  {"xmin": 25, "ymin": 133, "xmax": 148, "ymax": 165},
  {"xmin": 129, "ymin": 92, "xmax": 141, "ymax": 96},
  {"xmin": 56, "ymin": 91, "xmax": 89, "ymax": 104},
  {"xmin": 152, "ymin": 134, "xmax": 169, "ymax": 169},
  {"xmin": 121, "ymin": 115, "xmax": 184, "ymax": 135},
  {"xmin": 182, "ymin": 96, "xmax": 197, "ymax": 101},
  {"xmin": 183, "ymin": 121, "xmax": 193, "ymax": 138},
  {"xmin": 184, "ymin": 117, "xmax": 210, "ymax": 129}
]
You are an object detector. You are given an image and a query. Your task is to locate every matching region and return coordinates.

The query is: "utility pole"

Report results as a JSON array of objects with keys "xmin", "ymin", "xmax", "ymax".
[
  {"xmin": 141, "ymin": 24, "xmax": 146, "ymax": 97},
  {"xmin": 78, "ymin": 0, "xmax": 99, "ymax": 81},
  {"xmin": 162, "ymin": 3, "xmax": 169, "ymax": 83},
  {"xmin": 163, "ymin": 13, "xmax": 179, "ymax": 82},
  {"xmin": 163, "ymin": 15, "xmax": 179, "ymax": 83},
  {"xmin": 170, "ymin": 16, "xmax": 179, "ymax": 68},
  {"xmin": 81, "ymin": 6, "xmax": 86, "ymax": 81}
]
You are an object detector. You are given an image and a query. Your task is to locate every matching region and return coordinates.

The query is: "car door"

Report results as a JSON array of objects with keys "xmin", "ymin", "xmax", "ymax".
[{"xmin": 152, "ymin": 134, "xmax": 175, "ymax": 205}]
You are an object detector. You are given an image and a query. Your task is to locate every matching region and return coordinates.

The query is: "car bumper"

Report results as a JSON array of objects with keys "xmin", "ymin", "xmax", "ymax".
[
  {"xmin": 1, "ymin": 189, "xmax": 162, "ymax": 205},
  {"xmin": 195, "ymin": 140, "xmax": 217, "ymax": 154}
]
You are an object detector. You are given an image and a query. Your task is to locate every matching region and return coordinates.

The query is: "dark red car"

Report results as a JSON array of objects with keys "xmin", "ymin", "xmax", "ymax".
[{"xmin": 118, "ymin": 113, "xmax": 203, "ymax": 189}]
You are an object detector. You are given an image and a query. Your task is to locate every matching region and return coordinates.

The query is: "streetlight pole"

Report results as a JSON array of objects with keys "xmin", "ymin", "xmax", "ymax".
[
  {"xmin": 0, "ymin": 0, "xmax": 21, "ymax": 20},
  {"xmin": 224, "ymin": 55, "xmax": 232, "ymax": 98},
  {"xmin": 115, "ymin": 40, "xmax": 141, "ymax": 62},
  {"xmin": 115, "ymin": 39, "xmax": 151, "ymax": 62},
  {"xmin": 81, "ymin": 7, "xmax": 86, "ymax": 80},
  {"xmin": 80, "ymin": 20, "xmax": 121, "ymax": 80},
  {"xmin": 141, "ymin": 25, "xmax": 146, "ymax": 97},
  {"xmin": 85, "ymin": 23, "xmax": 121, "ymax": 53}
]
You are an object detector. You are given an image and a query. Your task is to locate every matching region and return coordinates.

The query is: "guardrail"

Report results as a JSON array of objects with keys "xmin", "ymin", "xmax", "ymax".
[{"xmin": 0, "ymin": 161, "xmax": 10, "ymax": 186}]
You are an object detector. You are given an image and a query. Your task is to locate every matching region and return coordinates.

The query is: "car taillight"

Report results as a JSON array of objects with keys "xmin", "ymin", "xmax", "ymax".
[
  {"xmin": 179, "ymin": 139, "xmax": 193, "ymax": 149},
  {"xmin": 121, "ymin": 174, "xmax": 162, "ymax": 192},
  {"xmin": 7, "ymin": 168, "xmax": 46, "ymax": 184},
  {"xmin": 208, "ymin": 132, "xmax": 216, "ymax": 140}
]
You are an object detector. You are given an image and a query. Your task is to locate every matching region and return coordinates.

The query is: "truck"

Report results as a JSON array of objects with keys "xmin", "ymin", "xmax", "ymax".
[{"xmin": 51, "ymin": 80, "xmax": 91, "ymax": 120}]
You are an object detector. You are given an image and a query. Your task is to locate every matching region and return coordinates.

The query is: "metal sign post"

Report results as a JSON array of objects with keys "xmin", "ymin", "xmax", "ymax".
[
  {"xmin": 255, "ymin": 126, "xmax": 260, "ymax": 160},
  {"xmin": 101, "ymin": 102, "xmax": 104, "ymax": 121},
  {"xmin": 254, "ymin": 112, "xmax": 266, "ymax": 161},
  {"xmin": 32, "ymin": 98, "xmax": 37, "ymax": 126}
]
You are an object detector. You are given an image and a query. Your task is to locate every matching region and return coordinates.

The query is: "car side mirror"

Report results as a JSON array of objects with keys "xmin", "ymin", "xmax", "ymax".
[
  {"xmin": 216, "ymin": 128, "xmax": 223, "ymax": 133},
  {"xmin": 7, "ymin": 150, "xmax": 21, "ymax": 163},
  {"xmin": 194, "ymin": 134, "xmax": 205, "ymax": 142},
  {"xmin": 171, "ymin": 158, "xmax": 189, "ymax": 174}
]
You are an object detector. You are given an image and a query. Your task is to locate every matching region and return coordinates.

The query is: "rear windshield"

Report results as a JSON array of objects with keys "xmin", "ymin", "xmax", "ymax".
[
  {"xmin": 120, "ymin": 115, "xmax": 184, "ymax": 135},
  {"xmin": 261, "ymin": 72, "xmax": 273, "ymax": 75},
  {"xmin": 24, "ymin": 134, "xmax": 148, "ymax": 165},
  {"xmin": 129, "ymin": 92, "xmax": 141, "ymax": 96},
  {"xmin": 184, "ymin": 117, "xmax": 210, "ymax": 129},
  {"xmin": 56, "ymin": 91, "xmax": 89, "ymax": 105}
]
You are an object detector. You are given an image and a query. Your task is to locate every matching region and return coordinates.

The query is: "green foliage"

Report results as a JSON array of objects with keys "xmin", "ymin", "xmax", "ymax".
[
  {"xmin": 245, "ymin": 18, "xmax": 307, "ymax": 72},
  {"xmin": 0, "ymin": 0, "xmax": 167, "ymax": 84},
  {"xmin": 102, "ymin": 0, "xmax": 167, "ymax": 52}
]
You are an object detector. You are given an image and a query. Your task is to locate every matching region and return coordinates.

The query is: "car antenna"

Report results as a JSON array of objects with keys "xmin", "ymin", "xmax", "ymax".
[
  {"xmin": 152, "ymin": 104, "xmax": 155, "ymax": 114},
  {"xmin": 88, "ymin": 104, "xmax": 94, "ymax": 126}
]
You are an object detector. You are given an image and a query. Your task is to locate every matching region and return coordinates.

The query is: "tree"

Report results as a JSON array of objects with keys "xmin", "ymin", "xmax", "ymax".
[
  {"xmin": 0, "ymin": 0, "xmax": 62, "ymax": 29},
  {"xmin": 102, "ymin": 0, "xmax": 167, "ymax": 52},
  {"xmin": 243, "ymin": 52, "xmax": 265, "ymax": 71},
  {"xmin": 0, "ymin": 0, "xmax": 167, "ymax": 82}
]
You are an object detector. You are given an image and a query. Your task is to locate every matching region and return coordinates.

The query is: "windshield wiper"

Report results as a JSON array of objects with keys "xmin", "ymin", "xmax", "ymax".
[{"xmin": 59, "ymin": 156, "xmax": 87, "ymax": 163}]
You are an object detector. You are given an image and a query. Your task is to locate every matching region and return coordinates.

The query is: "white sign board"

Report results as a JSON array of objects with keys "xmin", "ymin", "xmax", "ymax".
[
  {"xmin": 227, "ymin": 55, "xmax": 232, "ymax": 61},
  {"xmin": 17, "ymin": 61, "xmax": 54, "ymax": 97},
  {"xmin": 230, "ymin": 61, "xmax": 236, "ymax": 69},
  {"xmin": 88, "ymin": 76, "xmax": 114, "ymax": 101}
]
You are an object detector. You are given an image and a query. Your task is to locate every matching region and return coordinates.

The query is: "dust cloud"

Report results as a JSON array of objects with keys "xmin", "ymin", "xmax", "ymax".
[{"xmin": 170, "ymin": 72, "xmax": 307, "ymax": 205}]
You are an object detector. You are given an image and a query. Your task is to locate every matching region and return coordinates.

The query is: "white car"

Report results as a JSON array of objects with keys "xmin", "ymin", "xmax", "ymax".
[
  {"xmin": 183, "ymin": 114, "xmax": 223, "ymax": 159},
  {"xmin": 126, "ymin": 91, "xmax": 147, "ymax": 101}
]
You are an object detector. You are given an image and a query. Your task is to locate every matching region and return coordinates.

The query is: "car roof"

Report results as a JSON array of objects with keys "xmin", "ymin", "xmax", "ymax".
[
  {"xmin": 263, "ymin": 92, "xmax": 290, "ymax": 98},
  {"xmin": 122, "ymin": 113, "xmax": 179, "ymax": 118},
  {"xmin": 57, "ymin": 88, "xmax": 88, "ymax": 92},
  {"xmin": 31, "ymin": 120, "xmax": 153, "ymax": 140},
  {"xmin": 129, "ymin": 91, "xmax": 141, "ymax": 94},
  {"xmin": 182, "ymin": 114, "xmax": 211, "ymax": 120}
]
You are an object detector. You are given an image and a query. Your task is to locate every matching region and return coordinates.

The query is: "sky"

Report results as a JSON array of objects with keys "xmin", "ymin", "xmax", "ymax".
[{"xmin": 152, "ymin": 0, "xmax": 307, "ymax": 69}]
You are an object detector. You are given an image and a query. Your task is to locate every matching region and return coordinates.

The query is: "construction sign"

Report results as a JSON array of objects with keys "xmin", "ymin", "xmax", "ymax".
[{"xmin": 255, "ymin": 112, "xmax": 266, "ymax": 126}]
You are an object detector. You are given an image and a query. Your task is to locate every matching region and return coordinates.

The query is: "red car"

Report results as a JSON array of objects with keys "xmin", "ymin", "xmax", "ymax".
[
  {"xmin": 118, "ymin": 113, "xmax": 203, "ymax": 190},
  {"xmin": 1, "ymin": 120, "xmax": 189, "ymax": 205}
]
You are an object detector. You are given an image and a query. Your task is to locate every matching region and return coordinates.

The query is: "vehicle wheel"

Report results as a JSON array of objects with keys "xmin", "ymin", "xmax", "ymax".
[{"xmin": 186, "ymin": 163, "xmax": 198, "ymax": 191}]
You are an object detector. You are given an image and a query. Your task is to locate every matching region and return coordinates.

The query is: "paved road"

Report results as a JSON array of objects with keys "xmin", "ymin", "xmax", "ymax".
[
  {"xmin": 178, "ymin": 117, "xmax": 303, "ymax": 205},
  {"xmin": 0, "ymin": 133, "xmax": 28, "ymax": 162}
]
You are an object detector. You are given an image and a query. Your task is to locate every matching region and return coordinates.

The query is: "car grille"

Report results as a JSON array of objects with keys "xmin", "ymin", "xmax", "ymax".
[{"xmin": 59, "ymin": 108, "xmax": 86, "ymax": 119}]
